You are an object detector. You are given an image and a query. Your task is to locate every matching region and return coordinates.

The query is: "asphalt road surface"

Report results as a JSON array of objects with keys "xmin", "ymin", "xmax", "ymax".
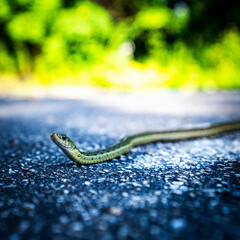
[{"xmin": 0, "ymin": 91, "xmax": 240, "ymax": 240}]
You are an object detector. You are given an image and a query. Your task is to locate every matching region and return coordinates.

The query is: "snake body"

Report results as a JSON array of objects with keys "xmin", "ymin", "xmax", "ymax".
[{"xmin": 51, "ymin": 120, "xmax": 240, "ymax": 165}]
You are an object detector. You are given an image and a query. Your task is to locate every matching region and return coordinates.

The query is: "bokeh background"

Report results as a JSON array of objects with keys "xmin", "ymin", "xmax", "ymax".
[{"xmin": 0, "ymin": 0, "xmax": 240, "ymax": 93}]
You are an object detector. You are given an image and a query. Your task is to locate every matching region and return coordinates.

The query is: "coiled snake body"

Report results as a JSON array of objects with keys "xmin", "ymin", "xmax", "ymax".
[{"xmin": 51, "ymin": 121, "xmax": 240, "ymax": 165}]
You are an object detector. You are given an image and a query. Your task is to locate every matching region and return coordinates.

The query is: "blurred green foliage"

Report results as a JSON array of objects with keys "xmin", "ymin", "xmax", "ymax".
[{"xmin": 0, "ymin": 0, "xmax": 240, "ymax": 89}]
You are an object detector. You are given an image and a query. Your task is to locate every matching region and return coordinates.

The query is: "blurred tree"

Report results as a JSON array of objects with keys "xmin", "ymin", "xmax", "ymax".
[
  {"xmin": 94, "ymin": 0, "xmax": 240, "ymax": 55},
  {"xmin": 0, "ymin": 0, "xmax": 239, "ymax": 88}
]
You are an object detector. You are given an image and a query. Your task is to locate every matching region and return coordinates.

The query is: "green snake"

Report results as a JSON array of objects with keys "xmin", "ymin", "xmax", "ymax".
[{"xmin": 51, "ymin": 120, "xmax": 240, "ymax": 165}]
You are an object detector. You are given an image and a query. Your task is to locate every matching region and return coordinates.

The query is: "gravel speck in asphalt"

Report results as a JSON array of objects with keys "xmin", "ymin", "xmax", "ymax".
[{"xmin": 170, "ymin": 219, "xmax": 187, "ymax": 230}]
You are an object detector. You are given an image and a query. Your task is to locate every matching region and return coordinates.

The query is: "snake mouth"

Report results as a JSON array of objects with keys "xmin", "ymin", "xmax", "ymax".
[
  {"xmin": 50, "ymin": 133, "xmax": 72, "ymax": 149},
  {"xmin": 50, "ymin": 133, "xmax": 58, "ymax": 142}
]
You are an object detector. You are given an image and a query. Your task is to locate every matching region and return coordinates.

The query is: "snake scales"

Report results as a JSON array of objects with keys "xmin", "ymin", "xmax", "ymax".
[{"xmin": 51, "ymin": 120, "xmax": 240, "ymax": 165}]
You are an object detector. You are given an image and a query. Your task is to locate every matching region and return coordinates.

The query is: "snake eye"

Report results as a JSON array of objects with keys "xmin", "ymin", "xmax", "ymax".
[{"xmin": 62, "ymin": 134, "xmax": 66, "ymax": 140}]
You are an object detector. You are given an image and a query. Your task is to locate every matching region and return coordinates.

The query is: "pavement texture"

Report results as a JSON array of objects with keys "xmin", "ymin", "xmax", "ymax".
[{"xmin": 0, "ymin": 90, "xmax": 240, "ymax": 240}]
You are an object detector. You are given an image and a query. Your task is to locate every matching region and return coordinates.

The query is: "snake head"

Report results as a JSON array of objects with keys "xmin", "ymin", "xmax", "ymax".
[{"xmin": 50, "ymin": 133, "xmax": 76, "ymax": 150}]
